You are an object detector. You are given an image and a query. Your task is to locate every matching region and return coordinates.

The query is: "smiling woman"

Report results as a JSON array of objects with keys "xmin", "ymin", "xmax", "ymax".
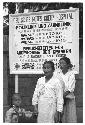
[{"xmin": 32, "ymin": 61, "xmax": 64, "ymax": 123}]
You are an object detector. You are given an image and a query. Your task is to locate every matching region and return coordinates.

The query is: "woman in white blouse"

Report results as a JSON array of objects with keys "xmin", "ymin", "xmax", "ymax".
[
  {"xmin": 32, "ymin": 61, "xmax": 64, "ymax": 123},
  {"xmin": 54, "ymin": 57, "xmax": 77, "ymax": 123}
]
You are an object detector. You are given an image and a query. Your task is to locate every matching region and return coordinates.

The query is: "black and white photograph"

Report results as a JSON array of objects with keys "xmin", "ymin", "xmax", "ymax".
[{"xmin": 2, "ymin": 0, "xmax": 83, "ymax": 123}]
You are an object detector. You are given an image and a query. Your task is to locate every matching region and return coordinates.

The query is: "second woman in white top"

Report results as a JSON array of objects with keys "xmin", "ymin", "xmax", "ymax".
[{"xmin": 54, "ymin": 56, "xmax": 77, "ymax": 123}]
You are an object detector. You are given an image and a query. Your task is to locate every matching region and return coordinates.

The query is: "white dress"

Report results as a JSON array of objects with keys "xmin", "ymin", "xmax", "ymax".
[
  {"xmin": 54, "ymin": 69, "xmax": 77, "ymax": 123},
  {"xmin": 32, "ymin": 75, "xmax": 63, "ymax": 123}
]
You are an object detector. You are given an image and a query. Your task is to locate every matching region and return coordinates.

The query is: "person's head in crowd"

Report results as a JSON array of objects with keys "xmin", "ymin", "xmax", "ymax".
[
  {"xmin": 12, "ymin": 93, "xmax": 22, "ymax": 107},
  {"xmin": 59, "ymin": 56, "xmax": 73, "ymax": 73},
  {"xmin": 43, "ymin": 60, "xmax": 55, "ymax": 79}
]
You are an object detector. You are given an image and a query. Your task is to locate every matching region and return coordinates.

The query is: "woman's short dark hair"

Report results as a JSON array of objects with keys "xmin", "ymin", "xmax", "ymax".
[
  {"xmin": 43, "ymin": 61, "xmax": 55, "ymax": 71},
  {"xmin": 59, "ymin": 57, "xmax": 73, "ymax": 69}
]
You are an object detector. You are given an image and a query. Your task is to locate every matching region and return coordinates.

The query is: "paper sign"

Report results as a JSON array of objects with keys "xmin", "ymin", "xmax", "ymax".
[{"xmin": 9, "ymin": 8, "xmax": 79, "ymax": 74}]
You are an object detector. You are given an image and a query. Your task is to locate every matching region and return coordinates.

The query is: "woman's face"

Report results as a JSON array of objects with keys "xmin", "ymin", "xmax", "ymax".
[
  {"xmin": 43, "ymin": 63, "xmax": 54, "ymax": 77},
  {"xmin": 59, "ymin": 59, "xmax": 68, "ymax": 70}
]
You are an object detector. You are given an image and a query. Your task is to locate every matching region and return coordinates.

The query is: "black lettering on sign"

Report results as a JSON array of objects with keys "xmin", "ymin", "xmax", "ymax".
[
  {"xmin": 22, "ymin": 63, "xmax": 34, "ymax": 69},
  {"xmin": 59, "ymin": 13, "xmax": 73, "ymax": 20},
  {"xmin": 44, "ymin": 15, "xmax": 54, "ymax": 21},
  {"xmin": 31, "ymin": 55, "xmax": 41, "ymax": 58}
]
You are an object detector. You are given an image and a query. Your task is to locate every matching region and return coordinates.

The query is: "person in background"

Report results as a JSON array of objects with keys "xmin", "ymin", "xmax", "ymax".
[
  {"xmin": 32, "ymin": 61, "xmax": 64, "ymax": 123},
  {"xmin": 5, "ymin": 93, "xmax": 32, "ymax": 123},
  {"xmin": 54, "ymin": 56, "xmax": 77, "ymax": 123}
]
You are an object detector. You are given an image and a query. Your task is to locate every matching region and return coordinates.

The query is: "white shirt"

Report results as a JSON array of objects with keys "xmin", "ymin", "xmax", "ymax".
[
  {"xmin": 32, "ymin": 75, "xmax": 63, "ymax": 112},
  {"xmin": 54, "ymin": 69, "xmax": 77, "ymax": 99}
]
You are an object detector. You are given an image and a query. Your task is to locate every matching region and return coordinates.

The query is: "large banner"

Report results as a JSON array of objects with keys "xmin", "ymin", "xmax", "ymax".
[{"xmin": 9, "ymin": 8, "xmax": 79, "ymax": 74}]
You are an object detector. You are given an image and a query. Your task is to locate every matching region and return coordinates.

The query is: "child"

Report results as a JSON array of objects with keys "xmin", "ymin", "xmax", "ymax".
[{"xmin": 5, "ymin": 93, "xmax": 32, "ymax": 123}]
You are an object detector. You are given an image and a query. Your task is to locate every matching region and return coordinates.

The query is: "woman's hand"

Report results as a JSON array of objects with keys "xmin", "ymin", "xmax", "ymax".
[
  {"xmin": 54, "ymin": 111, "xmax": 62, "ymax": 123},
  {"xmin": 33, "ymin": 105, "xmax": 38, "ymax": 115},
  {"xmin": 63, "ymin": 91, "xmax": 70, "ymax": 98},
  {"xmin": 57, "ymin": 112, "xmax": 62, "ymax": 123}
]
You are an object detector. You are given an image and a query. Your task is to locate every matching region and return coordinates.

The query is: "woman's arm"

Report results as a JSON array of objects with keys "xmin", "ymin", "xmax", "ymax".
[
  {"xmin": 32, "ymin": 80, "xmax": 40, "ymax": 106},
  {"xmin": 64, "ymin": 72, "xmax": 76, "ymax": 99},
  {"xmin": 56, "ymin": 81, "xmax": 64, "ymax": 113},
  {"xmin": 68, "ymin": 72, "xmax": 76, "ymax": 92},
  {"xmin": 63, "ymin": 91, "xmax": 70, "ymax": 98}
]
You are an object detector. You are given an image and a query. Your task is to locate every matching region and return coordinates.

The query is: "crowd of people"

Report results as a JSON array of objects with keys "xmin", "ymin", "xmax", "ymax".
[{"xmin": 5, "ymin": 56, "xmax": 77, "ymax": 123}]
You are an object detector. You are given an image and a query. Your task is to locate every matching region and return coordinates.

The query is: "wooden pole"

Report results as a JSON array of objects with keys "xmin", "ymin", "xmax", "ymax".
[
  {"xmin": 15, "ymin": 3, "xmax": 19, "ymax": 93},
  {"xmin": 15, "ymin": 75, "xmax": 18, "ymax": 93}
]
